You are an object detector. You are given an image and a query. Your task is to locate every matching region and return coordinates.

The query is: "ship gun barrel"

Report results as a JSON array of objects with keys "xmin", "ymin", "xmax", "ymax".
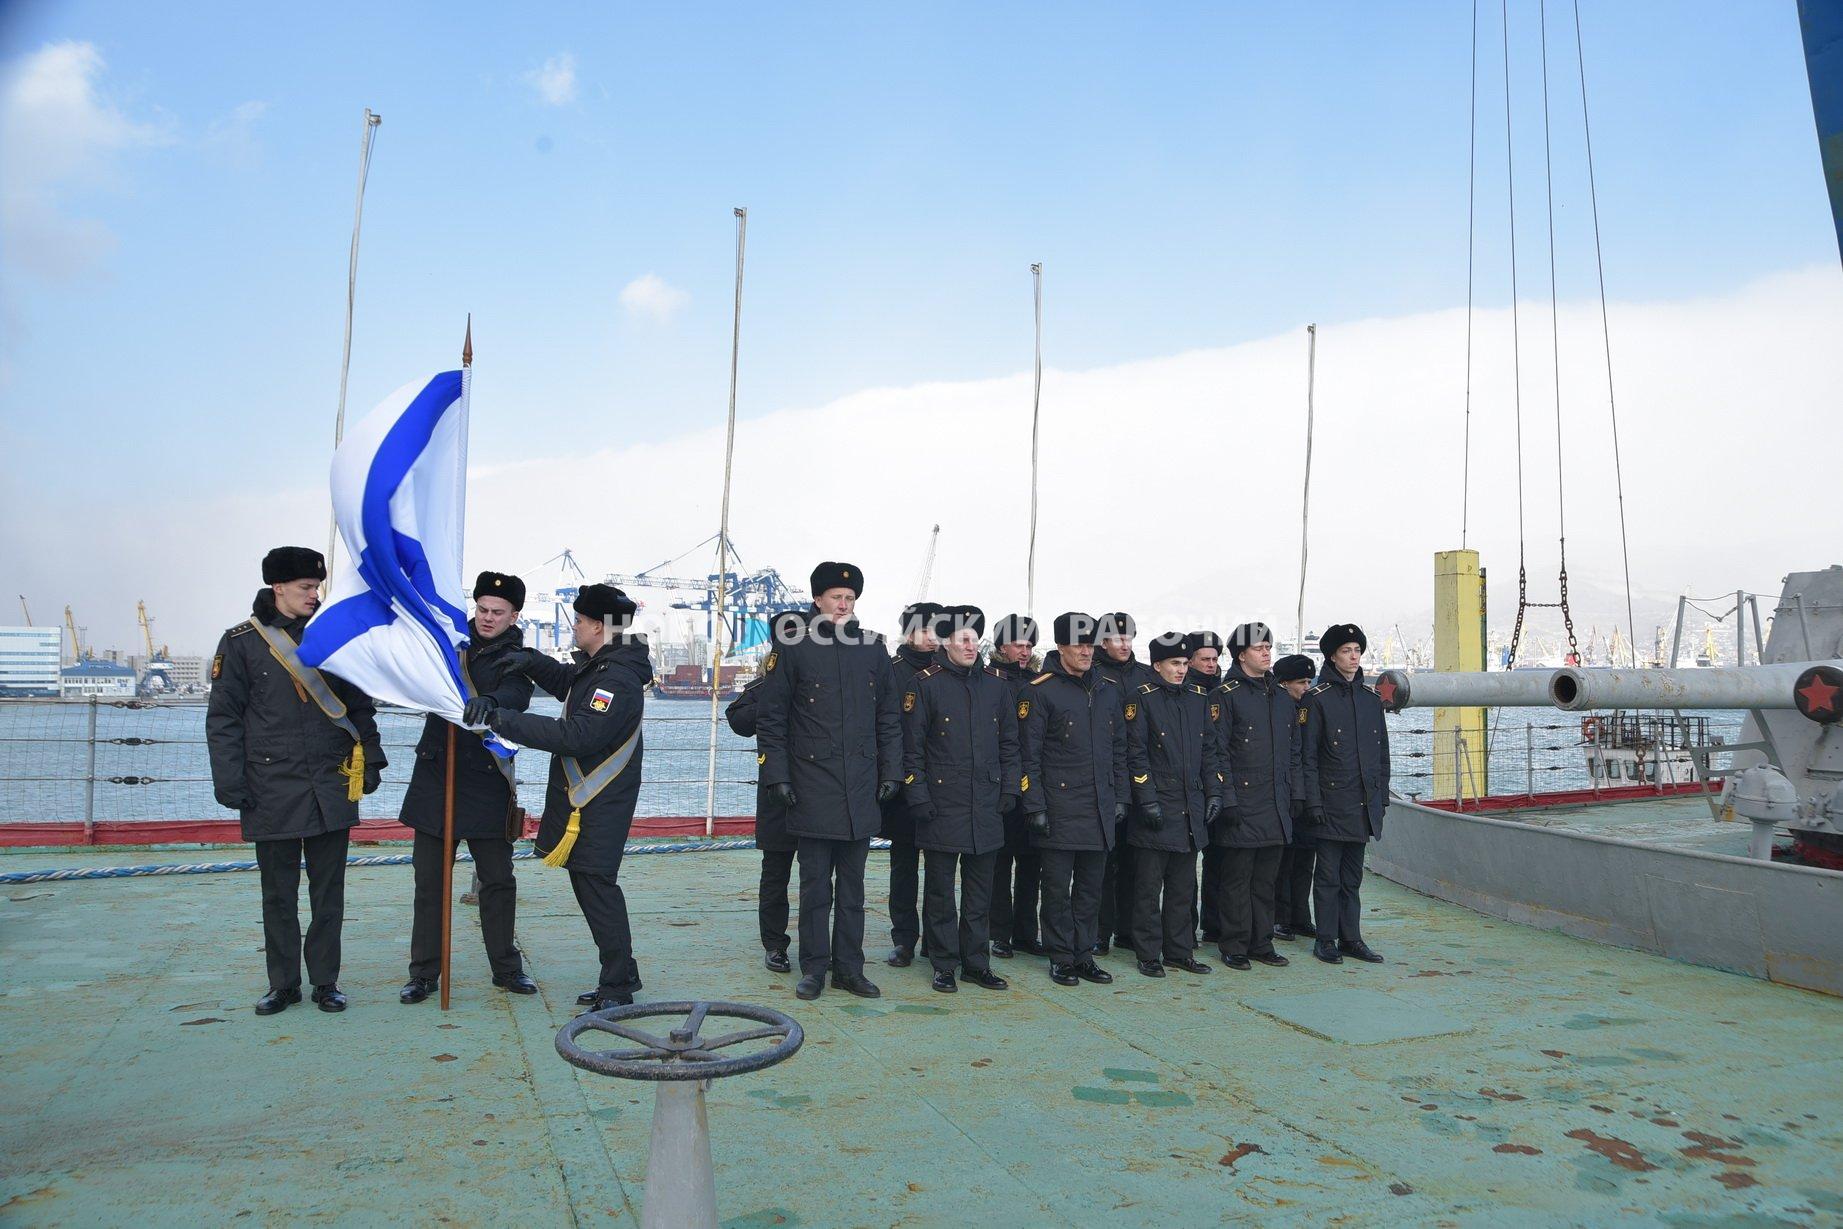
[
  {"xmin": 1374, "ymin": 669, "xmax": 1557, "ymax": 711},
  {"xmin": 1549, "ymin": 661, "xmax": 1843, "ymax": 712}
]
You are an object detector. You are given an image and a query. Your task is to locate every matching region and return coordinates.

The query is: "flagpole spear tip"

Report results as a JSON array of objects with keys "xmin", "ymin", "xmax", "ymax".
[{"xmin": 462, "ymin": 314, "xmax": 472, "ymax": 368}]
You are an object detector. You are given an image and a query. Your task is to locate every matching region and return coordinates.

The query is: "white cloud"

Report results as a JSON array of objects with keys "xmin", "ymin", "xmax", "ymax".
[
  {"xmin": 0, "ymin": 41, "xmax": 171, "ymax": 280},
  {"xmin": 523, "ymin": 53, "xmax": 577, "ymax": 106},
  {"xmin": 201, "ymin": 99, "xmax": 269, "ymax": 167},
  {"xmin": 10, "ymin": 266, "xmax": 1841, "ymax": 655},
  {"xmin": 619, "ymin": 273, "xmax": 690, "ymax": 320}
]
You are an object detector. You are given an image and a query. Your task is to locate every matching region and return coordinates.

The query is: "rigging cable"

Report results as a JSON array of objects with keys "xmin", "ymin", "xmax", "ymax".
[
  {"xmin": 1501, "ymin": 0, "xmax": 1532, "ymax": 672},
  {"xmin": 1572, "ymin": 0, "xmax": 1639, "ymax": 667},
  {"xmin": 1539, "ymin": 0, "xmax": 1581, "ymax": 667},
  {"xmin": 1462, "ymin": 0, "xmax": 1480, "ymax": 548}
]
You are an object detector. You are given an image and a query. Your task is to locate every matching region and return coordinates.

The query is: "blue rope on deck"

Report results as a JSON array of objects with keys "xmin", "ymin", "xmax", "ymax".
[{"xmin": 0, "ymin": 836, "xmax": 894, "ymax": 885}]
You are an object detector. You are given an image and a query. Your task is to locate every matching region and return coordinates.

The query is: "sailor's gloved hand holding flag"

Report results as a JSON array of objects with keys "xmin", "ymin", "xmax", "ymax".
[{"xmin": 297, "ymin": 359, "xmax": 515, "ymax": 757}]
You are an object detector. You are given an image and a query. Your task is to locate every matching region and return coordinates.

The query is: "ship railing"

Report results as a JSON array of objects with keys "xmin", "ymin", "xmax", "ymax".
[
  {"xmin": 1385, "ymin": 718, "xmax": 1735, "ymax": 811},
  {"xmin": 0, "ymin": 696, "xmax": 762, "ymax": 838},
  {"xmin": 1, "ymin": 698, "xmax": 1742, "ymax": 838}
]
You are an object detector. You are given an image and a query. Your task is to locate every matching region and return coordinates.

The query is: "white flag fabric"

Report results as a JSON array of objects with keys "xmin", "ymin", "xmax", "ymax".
[{"xmin": 298, "ymin": 368, "xmax": 511, "ymax": 755}]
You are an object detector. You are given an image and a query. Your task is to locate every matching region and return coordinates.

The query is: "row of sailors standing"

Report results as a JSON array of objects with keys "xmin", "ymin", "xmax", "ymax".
[{"xmin": 731, "ymin": 560, "xmax": 1392, "ymax": 1000}]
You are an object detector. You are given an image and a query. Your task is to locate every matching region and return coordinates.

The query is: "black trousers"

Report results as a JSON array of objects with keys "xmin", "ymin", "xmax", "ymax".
[
  {"xmin": 887, "ymin": 836, "xmax": 921, "ymax": 951},
  {"xmin": 1312, "ymin": 838, "xmax": 1368, "ymax": 946},
  {"xmin": 410, "ymin": 831, "xmax": 520, "ymax": 980},
  {"xmin": 797, "ymin": 836, "xmax": 870, "ymax": 977},
  {"xmin": 1198, "ymin": 845, "xmax": 1227, "ymax": 940},
  {"xmin": 1217, "ymin": 845, "xmax": 1283, "ymax": 959},
  {"xmin": 759, "ymin": 848, "xmax": 795, "ymax": 953},
  {"xmin": 1098, "ymin": 839, "xmax": 1137, "ymax": 946},
  {"xmin": 991, "ymin": 833, "xmax": 1041, "ymax": 947},
  {"xmin": 254, "ymin": 829, "xmax": 349, "ymax": 991},
  {"xmin": 1275, "ymin": 838, "xmax": 1317, "ymax": 929},
  {"xmin": 1131, "ymin": 847, "xmax": 1198, "ymax": 964},
  {"xmin": 923, "ymin": 849, "xmax": 996, "ymax": 974},
  {"xmin": 1038, "ymin": 847, "xmax": 1107, "ymax": 966},
  {"xmin": 569, "ymin": 864, "xmax": 642, "ymax": 999}
]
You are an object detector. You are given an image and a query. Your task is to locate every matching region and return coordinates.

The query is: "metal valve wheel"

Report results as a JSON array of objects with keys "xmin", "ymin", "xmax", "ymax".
[{"xmin": 555, "ymin": 1000, "xmax": 803, "ymax": 1081}]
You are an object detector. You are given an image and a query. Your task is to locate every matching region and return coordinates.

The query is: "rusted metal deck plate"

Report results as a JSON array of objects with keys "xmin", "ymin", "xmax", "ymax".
[{"xmin": 1, "ymin": 845, "xmax": 1839, "ymax": 1225}]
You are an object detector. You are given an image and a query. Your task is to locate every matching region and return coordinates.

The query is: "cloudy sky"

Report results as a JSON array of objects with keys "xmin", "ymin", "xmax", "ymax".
[{"xmin": 1, "ymin": 2, "xmax": 1837, "ymax": 656}]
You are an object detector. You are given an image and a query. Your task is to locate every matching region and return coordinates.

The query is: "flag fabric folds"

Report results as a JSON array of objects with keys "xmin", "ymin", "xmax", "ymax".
[{"xmin": 298, "ymin": 367, "xmax": 511, "ymax": 756}]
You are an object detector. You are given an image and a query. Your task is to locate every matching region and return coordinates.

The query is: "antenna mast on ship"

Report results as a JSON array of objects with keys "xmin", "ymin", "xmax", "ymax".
[
  {"xmin": 1026, "ymin": 262, "xmax": 1042, "ymax": 618},
  {"xmin": 324, "ymin": 108, "xmax": 382, "ymax": 594},
  {"xmin": 704, "ymin": 207, "xmax": 748, "ymax": 837}
]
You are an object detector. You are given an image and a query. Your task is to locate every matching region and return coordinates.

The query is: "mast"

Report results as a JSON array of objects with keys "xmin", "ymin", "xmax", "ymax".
[
  {"xmin": 1026, "ymin": 263, "xmax": 1043, "ymax": 618},
  {"xmin": 705, "ymin": 207, "xmax": 748, "ymax": 838},
  {"xmin": 1295, "ymin": 324, "xmax": 1317, "ymax": 652},
  {"xmin": 325, "ymin": 108, "xmax": 383, "ymax": 589}
]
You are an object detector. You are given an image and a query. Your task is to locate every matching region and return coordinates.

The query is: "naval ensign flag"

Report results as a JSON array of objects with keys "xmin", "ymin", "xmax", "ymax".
[{"xmin": 297, "ymin": 364, "xmax": 511, "ymax": 757}]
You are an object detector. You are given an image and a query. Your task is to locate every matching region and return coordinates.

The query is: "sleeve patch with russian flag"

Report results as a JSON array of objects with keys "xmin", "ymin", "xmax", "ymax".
[{"xmin": 590, "ymin": 688, "xmax": 613, "ymax": 713}]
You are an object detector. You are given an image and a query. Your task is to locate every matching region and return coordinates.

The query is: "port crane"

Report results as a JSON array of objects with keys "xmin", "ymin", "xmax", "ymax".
[
  {"xmin": 63, "ymin": 606, "xmax": 85, "ymax": 663},
  {"xmin": 517, "ymin": 549, "xmax": 588, "ymax": 653},
  {"xmin": 910, "ymin": 524, "xmax": 941, "ymax": 602},
  {"xmin": 602, "ymin": 533, "xmax": 806, "ymax": 655},
  {"xmin": 136, "ymin": 601, "xmax": 174, "ymax": 694},
  {"xmin": 17, "ymin": 595, "xmax": 31, "ymax": 626}
]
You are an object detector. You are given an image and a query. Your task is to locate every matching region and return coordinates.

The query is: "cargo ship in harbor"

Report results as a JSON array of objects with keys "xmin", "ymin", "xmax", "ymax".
[{"xmin": 650, "ymin": 661, "xmax": 750, "ymax": 702}]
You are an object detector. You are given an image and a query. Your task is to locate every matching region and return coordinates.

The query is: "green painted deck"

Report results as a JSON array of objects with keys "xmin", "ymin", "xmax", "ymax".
[{"xmin": 2, "ymin": 844, "xmax": 1840, "ymax": 1227}]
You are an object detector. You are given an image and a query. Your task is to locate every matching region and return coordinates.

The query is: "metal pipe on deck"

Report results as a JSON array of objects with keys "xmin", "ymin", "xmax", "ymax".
[
  {"xmin": 1549, "ymin": 661, "xmax": 1843, "ymax": 712},
  {"xmin": 1376, "ymin": 668, "xmax": 1557, "ymax": 711}
]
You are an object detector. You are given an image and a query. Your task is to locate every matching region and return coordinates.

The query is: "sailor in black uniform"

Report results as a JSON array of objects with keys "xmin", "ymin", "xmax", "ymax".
[
  {"xmin": 725, "ymin": 610, "xmax": 809, "ymax": 974},
  {"xmin": 1095, "ymin": 611, "xmax": 1155, "ymax": 954},
  {"xmin": 985, "ymin": 613, "xmax": 1042, "ymax": 958},
  {"xmin": 903, "ymin": 605, "xmax": 1020, "ymax": 992},
  {"xmin": 1018, "ymin": 612, "xmax": 1147, "ymax": 987},
  {"xmin": 1209, "ymin": 622, "xmax": 1298, "ymax": 971},
  {"xmin": 399, "ymin": 571, "xmax": 536, "ymax": 1004},
  {"xmin": 479, "ymin": 584, "xmax": 652, "ymax": 1012},
  {"xmin": 1123, "ymin": 632, "xmax": 1221, "ymax": 977},
  {"xmin": 1300, "ymin": 624, "xmax": 1391, "ymax": 966},
  {"xmin": 882, "ymin": 602, "xmax": 941, "ymax": 968},
  {"xmin": 754, "ymin": 562, "xmax": 904, "ymax": 1002},
  {"xmin": 207, "ymin": 547, "xmax": 385, "ymax": 1015},
  {"xmin": 1271, "ymin": 652, "xmax": 1319, "ymax": 944}
]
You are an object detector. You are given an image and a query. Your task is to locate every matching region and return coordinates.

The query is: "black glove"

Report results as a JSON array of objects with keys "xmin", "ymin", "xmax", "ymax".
[
  {"xmin": 463, "ymin": 695, "xmax": 496, "ymax": 726},
  {"xmin": 362, "ymin": 763, "xmax": 382, "ymax": 795},
  {"xmin": 1220, "ymin": 805, "xmax": 1243, "ymax": 830},
  {"xmin": 1205, "ymin": 798, "xmax": 1223, "ymax": 824},
  {"xmin": 768, "ymin": 782, "xmax": 797, "ymax": 810},
  {"xmin": 909, "ymin": 800, "xmax": 935, "ymax": 824},
  {"xmin": 1289, "ymin": 798, "xmax": 1306, "ymax": 821},
  {"xmin": 501, "ymin": 647, "xmax": 543, "ymax": 675},
  {"xmin": 1113, "ymin": 802, "xmax": 1129, "ymax": 825},
  {"xmin": 1307, "ymin": 805, "xmax": 1326, "ymax": 824},
  {"xmin": 1026, "ymin": 810, "xmax": 1050, "ymax": 836},
  {"xmin": 876, "ymin": 780, "xmax": 901, "ymax": 803},
  {"xmin": 1001, "ymin": 792, "xmax": 1021, "ymax": 815},
  {"xmin": 1137, "ymin": 801, "xmax": 1164, "ymax": 830}
]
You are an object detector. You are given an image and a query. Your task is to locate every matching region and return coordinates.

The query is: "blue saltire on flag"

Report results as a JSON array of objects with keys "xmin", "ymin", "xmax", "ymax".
[{"xmin": 298, "ymin": 367, "xmax": 515, "ymax": 756}]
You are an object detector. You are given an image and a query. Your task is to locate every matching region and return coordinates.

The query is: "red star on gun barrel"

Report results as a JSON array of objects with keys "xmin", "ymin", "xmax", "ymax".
[
  {"xmin": 1375, "ymin": 676, "xmax": 1399, "ymax": 707},
  {"xmin": 1797, "ymin": 672, "xmax": 1840, "ymax": 717}
]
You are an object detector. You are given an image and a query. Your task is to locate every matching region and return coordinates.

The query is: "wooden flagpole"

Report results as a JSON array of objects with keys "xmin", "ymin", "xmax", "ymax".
[
  {"xmin": 440, "ymin": 723, "xmax": 456, "ymax": 1010},
  {"xmin": 440, "ymin": 318, "xmax": 471, "ymax": 1012}
]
